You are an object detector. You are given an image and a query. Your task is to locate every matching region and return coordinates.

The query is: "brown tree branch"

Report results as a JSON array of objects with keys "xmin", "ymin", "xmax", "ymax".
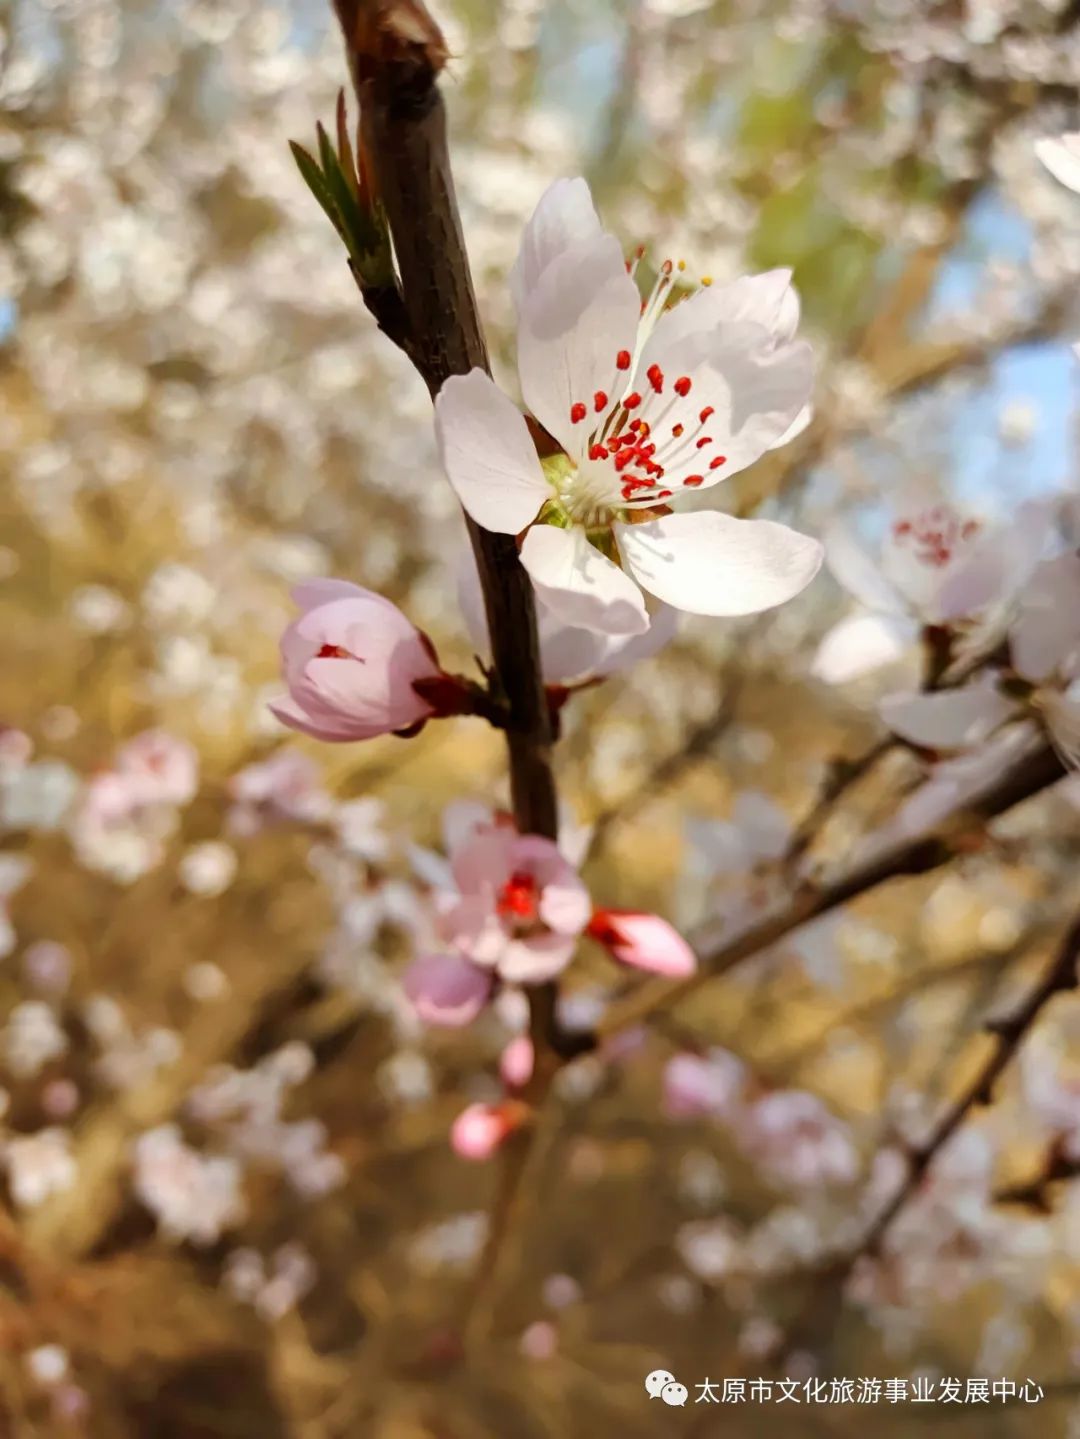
[
  {"xmin": 590, "ymin": 737, "xmax": 1065, "ymax": 1045},
  {"xmin": 327, "ymin": 0, "xmax": 572, "ymax": 1344},
  {"xmin": 770, "ymin": 905, "xmax": 1080, "ymax": 1363},
  {"xmin": 854, "ymin": 909, "xmax": 1080, "ymax": 1261}
]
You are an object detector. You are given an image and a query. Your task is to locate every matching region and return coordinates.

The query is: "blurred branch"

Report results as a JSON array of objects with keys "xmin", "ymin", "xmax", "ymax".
[
  {"xmin": 772, "ymin": 906, "xmax": 1080, "ymax": 1360},
  {"xmin": 591, "ymin": 737, "xmax": 1065, "ymax": 1044},
  {"xmin": 782, "ymin": 734, "xmax": 898, "ymax": 874},
  {"xmin": 852, "ymin": 909, "xmax": 1080, "ymax": 1261},
  {"xmin": 996, "ymin": 1147, "xmax": 1080, "ymax": 1211},
  {"xmin": 586, "ymin": 673, "xmax": 743, "ymax": 862}
]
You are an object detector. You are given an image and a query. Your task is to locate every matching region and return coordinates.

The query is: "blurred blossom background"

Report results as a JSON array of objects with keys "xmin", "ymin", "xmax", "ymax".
[{"xmin": 2, "ymin": 0, "xmax": 1080, "ymax": 1434}]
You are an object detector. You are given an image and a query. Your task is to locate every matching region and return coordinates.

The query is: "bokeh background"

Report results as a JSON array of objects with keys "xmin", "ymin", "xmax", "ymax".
[{"xmin": 2, "ymin": 0, "xmax": 1080, "ymax": 1433}]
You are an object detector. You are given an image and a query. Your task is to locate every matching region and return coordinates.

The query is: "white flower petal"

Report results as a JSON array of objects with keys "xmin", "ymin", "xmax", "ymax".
[
  {"xmin": 824, "ymin": 519, "xmax": 905, "ymax": 614},
  {"xmin": 1036, "ymin": 133, "xmax": 1080, "ymax": 195},
  {"xmin": 435, "ymin": 370, "xmax": 548, "ymax": 534},
  {"xmin": 615, "ymin": 512, "xmax": 823, "ymax": 618},
  {"xmin": 509, "ymin": 177, "xmax": 603, "ymax": 311},
  {"xmin": 458, "ymin": 548, "xmax": 673, "ymax": 681},
  {"xmin": 812, "ymin": 612, "xmax": 913, "ymax": 684},
  {"xmin": 935, "ymin": 498, "xmax": 1054, "ymax": 623},
  {"xmin": 517, "ymin": 234, "xmax": 640, "ymax": 459},
  {"xmin": 880, "ymin": 674, "xmax": 1017, "ymax": 750},
  {"xmin": 770, "ymin": 400, "xmax": 812, "ymax": 451},
  {"xmin": 521, "ymin": 524, "xmax": 649, "ymax": 637},
  {"xmin": 1011, "ymin": 553, "xmax": 1080, "ymax": 683},
  {"xmin": 645, "ymin": 269, "xmax": 799, "ymax": 355},
  {"xmin": 630, "ymin": 321, "xmax": 813, "ymax": 487}
]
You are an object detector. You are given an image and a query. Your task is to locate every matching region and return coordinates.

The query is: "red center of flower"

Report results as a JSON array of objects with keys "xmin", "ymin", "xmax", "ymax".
[
  {"xmin": 891, "ymin": 506, "xmax": 980, "ymax": 569},
  {"xmin": 317, "ymin": 644, "xmax": 355, "ymax": 660},
  {"xmin": 497, "ymin": 870, "xmax": 541, "ymax": 924},
  {"xmin": 564, "ymin": 257, "xmax": 726, "ymax": 508}
]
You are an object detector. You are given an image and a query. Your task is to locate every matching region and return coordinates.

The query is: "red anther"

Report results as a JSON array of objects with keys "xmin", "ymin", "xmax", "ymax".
[
  {"xmin": 635, "ymin": 244, "xmax": 646, "ymax": 259},
  {"xmin": 661, "ymin": 259, "xmax": 673, "ymax": 275},
  {"xmin": 961, "ymin": 520, "xmax": 979, "ymax": 539},
  {"xmin": 709, "ymin": 455, "xmax": 727, "ymax": 470},
  {"xmin": 317, "ymin": 644, "xmax": 352, "ymax": 659},
  {"xmin": 594, "ymin": 390, "xmax": 608, "ymax": 412},
  {"xmin": 674, "ymin": 376, "xmax": 692, "ymax": 397},
  {"xmin": 683, "ymin": 474, "xmax": 704, "ymax": 487},
  {"xmin": 589, "ymin": 444, "xmax": 609, "ymax": 461},
  {"xmin": 893, "ymin": 520, "xmax": 912, "ymax": 537},
  {"xmin": 639, "ymin": 421, "xmax": 651, "ymax": 437},
  {"xmin": 615, "ymin": 449, "xmax": 636, "ymax": 472},
  {"xmin": 672, "ymin": 423, "xmax": 684, "ymax": 438},
  {"xmin": 570, "ymin": 402, "xmax": 587, "ymax": 424},
  {"xmin": 696, "ymin": 436, "xmax": 712, "ymax": 449},
  {"xmin": 699, "ymin": 405, "xmax": 714, "ymax": 422},
  {"xmin": 629, "ymin": 418, "xmax": 642, "ymax": 431},
  {"xmin": 616, "ymin": 350, "xmax": 632, "ymax": 370},
  {"xmin": 657, "ymin": 489, "xmax": 673, "ymax": 499},
  {"xmin": 646, "ymin": 363, "xmax": 664, "ymax": 393},
  {"xmin": 622, "ymin": 392, "xmax": 642, "ymax": 410}
]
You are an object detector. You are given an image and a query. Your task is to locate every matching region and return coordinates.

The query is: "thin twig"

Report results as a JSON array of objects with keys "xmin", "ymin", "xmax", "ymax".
[
  {"xmin": 586, "ymin": 676, "xmax": 743, "ymax": 861},
  {"xmin": 783, "ymin": 734, "xmax": 897, "ymax": 874},
  {"xmin": 590, "ymin": 737, "xmax": 1065, "ymax": 1045},
  {"xmin": 775, "ymin": 905, "xmax": 1080, "ymax": 1359}
]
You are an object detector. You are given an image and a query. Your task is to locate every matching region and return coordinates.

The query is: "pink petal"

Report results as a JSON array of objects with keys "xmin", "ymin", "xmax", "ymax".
[
  {"xmin": 500, "ymin": 1035, "xmax": 535, "ymax": 1089},
  {"xmin": 451, "ymin": 1103, "xmax": 519, "ymax": 1161},
  {"xmin": 401, "ymin": 953, "xmax": 493, "ymax": 1028},
  {"xmin": 588, "ymin": 909, "xmax": 697, "ymax": 977},
  {"xmin": 499, "ymin": 931, "xmax": 578, "ymax": 984}
]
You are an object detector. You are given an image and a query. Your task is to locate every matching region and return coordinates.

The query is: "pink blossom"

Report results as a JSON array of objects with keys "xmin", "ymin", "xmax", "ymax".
[
  {"xmin": 879, "ymin": 552, "xmax": 1080, "ymax": 763},
  {"xmin": 269, "ymin": 580, "xmax": 451, "ymax": 743},
  {"xmin": 663, "ymin": 1049, "xmax": 745, "ymax": 1120},
  {"xmin": 738, "ymin": 1090, "xmax": 859, "ymax": 1189},
  {"xmin": 519, "ymin": 1319, "xmax": 558, "ymax": 1361},
  {"xmin": 227, "ymin": 749, "xmax": 331, "ymax": 834},
  {"xmin": 586, "ymin": 908, "xmax": 697, "ymax": 977},
  {"xmin": 403, "ymin": 828, "xmax": 592, "ymax": 1026},
  {"xmin": 451, "ymin": 1102, "xmax": 524, "ymax": 1161},
  {"xmin": 115, "ymin": 730, "xmax": 199, "ymax": 807},
  {"xmin": 500, "ymin": 1034, "xmax": 535, "ymax": 1089},
  {"xmin": 816, "ymin": 493, "xmax": 1055, "ymax": 682}
]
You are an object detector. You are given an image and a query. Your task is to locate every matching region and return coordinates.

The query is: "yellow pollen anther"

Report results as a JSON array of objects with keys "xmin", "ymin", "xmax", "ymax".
[
  {"xmin": 701, "ymin": 275, "xmax": 713, "ymax": 287},
  {"xmin": 677, "ymin": 259, "xmax": 686, "ymax": 272}
]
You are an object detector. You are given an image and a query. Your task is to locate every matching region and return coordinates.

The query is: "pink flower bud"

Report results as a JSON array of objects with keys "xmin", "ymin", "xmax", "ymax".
[
  {"xmin": 499, "ymin": 1035, "xmax": 535, "ymax": 1090},
  {"xmin": 269, "ymin": 580, "xmax": 449, "ymax": 742},
  {"xmin": 587, "ymin": 909, "xmax": 697, "ymax": 977},
  {"xmin": 450, "ymin": 1102, "xmax": 524, "ymax": 1161}
]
